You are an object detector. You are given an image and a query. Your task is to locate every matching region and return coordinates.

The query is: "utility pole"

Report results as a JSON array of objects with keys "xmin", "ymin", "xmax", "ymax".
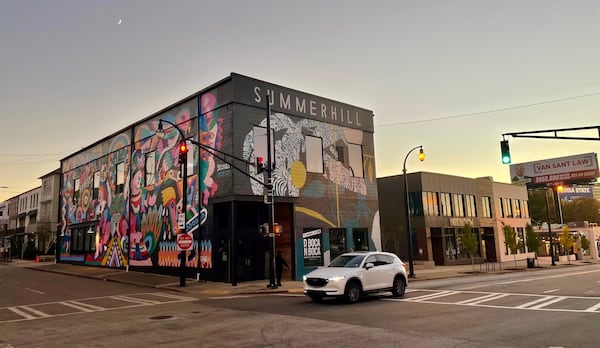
[{"xmin": 266, "ymin": 94, "xmax": 277, "ymax": 289}]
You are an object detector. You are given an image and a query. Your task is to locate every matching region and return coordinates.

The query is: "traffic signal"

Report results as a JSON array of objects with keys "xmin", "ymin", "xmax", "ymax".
[
  {"xmin": 500, "ymin": 140, "xmax": 511, "ymax": 164},
  {"xmin": 256, "ymin": 156, "xmax": 264, "ymax": 173},
  {"xmin": 274, "ymin": 223, "xmax": 282, "ymax": 235},
  {"xmin": 259, "ymin": 223, "xmax": 268, "ymax": 236},
  {"xmin": 178, "ymin": 140, "xmax": 188, "ymax": 164}
]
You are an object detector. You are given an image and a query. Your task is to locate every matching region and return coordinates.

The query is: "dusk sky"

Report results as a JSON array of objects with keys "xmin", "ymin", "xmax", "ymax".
[{"xmin": 1, "ymin": 0, "xmax": 599, "ymax": 202}]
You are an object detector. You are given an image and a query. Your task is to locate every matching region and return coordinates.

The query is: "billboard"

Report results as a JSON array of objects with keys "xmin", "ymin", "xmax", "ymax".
[
  {"xmin": 510, "ymin": 152, "xmax": 599, "ymax": 188},
  {"xmin": 559, "ymin": 185, "xmax": 594, "ymax": 202}
]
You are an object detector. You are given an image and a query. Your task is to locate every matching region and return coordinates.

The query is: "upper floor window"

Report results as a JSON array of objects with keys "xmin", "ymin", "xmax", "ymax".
[
  {"xmin": 481, "ymin": 196, "xmax": 492, "ymax": 218},
  {"xmin": 452, "ymin": 194, "xmax": 465, "ymax": 217},
  {"xmin": 347, "ymin": 143, "xmax": 364, "ymax": 178},
  {"xmin": 74, "ymin": 178, "xmax": 80, "ymax": 204},
  {"xmin": 513, "ymin": 199, "xmax": 522, "ymax": 218},
  {"xmin": 440, "ymin": 193, "xmax": 452, "ymax": 216},
  {"xmin": 465, "ymin": 194, "xmax": 476, "ymax": 217},
  {"xmin": 521, "ymin": 200, "xmax": 530, "ymax": 218},
  {"xmin": 422, "ymin": 191, "xmax": 439, "ymax": 216},
  {"xmin": 145, "ymin": 151, "xmax": 156, "ymax": 186},
  {"xmin": 116, "ymin": 162, "xmax": 125, "ymax": 194},
  {"xmin": 93, "ymin": 171, "xmax": 100, "ymax": 200},
  {"xmin": 305, "ymin": 136, "xmax": 324, "ymax": 173},
  {"xmin": 501, "ymin": 198, "xmax": 513, "ymax": 218}
]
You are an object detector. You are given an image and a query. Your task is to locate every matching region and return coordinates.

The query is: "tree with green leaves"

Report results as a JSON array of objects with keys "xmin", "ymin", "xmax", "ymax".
[
  {"xmin": 503, "ymin": 223, "xmax": 520, "ymax": 268},
  {"xmin": 580, "ymin": 234, "xmax": 591, "ymax": 258},
  {"xmin": 525, "ymin": 223, "xmax": 540, "ymax": 266},
  {"xmin": 461, "ymin": 223, "xmax": 479, "ymax": 272},
  {"xmin": 562, "ymin": 197, "xmax": 600, "ymax": 224},
  {"xmin": 559, "ymin": 226, "xmax": 575, "ymax": 264}
]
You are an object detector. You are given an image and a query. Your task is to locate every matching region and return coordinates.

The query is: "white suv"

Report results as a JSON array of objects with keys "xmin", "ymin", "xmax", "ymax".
[{"xmin": 303, "ymin": 251, "xmax": 407, "ymax": 303}]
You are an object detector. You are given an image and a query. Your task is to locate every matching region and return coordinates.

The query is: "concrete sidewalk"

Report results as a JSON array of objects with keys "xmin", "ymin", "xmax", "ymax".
[{"xmin": 3, "ymin": 257, "xmax": 598, "ymax": 297}]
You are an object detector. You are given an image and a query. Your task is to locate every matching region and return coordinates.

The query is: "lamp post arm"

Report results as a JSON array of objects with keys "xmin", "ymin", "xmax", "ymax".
[{"xmin": 403, "ymin": 145, "xmax": 423, "ymax": 170}]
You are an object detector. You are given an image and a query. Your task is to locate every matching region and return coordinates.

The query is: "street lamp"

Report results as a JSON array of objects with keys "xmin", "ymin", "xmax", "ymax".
[
  {"xmin": 555, "ymin": 184, "xmax": 564, "ymax": 225},
  {"xmin": 156, "ymin": 119, "xmax": 189, "ymax": 287},
  {"xmin": 544, "ymin": 187, "xmax": 556, "ymax": 266},
  {"xmin": 403, "ymin": 145, "xmax": 425, "ymax": 278}
]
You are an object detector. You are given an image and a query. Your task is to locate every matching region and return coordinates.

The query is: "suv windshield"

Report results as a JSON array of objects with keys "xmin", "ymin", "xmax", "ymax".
[{"xmin": 328, "ymin": 255, "xmax": 366, "ymax": 268}]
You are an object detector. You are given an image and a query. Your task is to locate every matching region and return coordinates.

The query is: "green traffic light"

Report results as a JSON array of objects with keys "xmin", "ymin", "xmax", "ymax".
[{"xmin": 500, "ymin": 140, "xmax": 511, "ymax": 164}]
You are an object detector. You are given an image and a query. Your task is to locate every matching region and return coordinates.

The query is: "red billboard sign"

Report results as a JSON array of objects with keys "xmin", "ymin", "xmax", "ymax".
[{"xmin": 510, "ymin": 152, "xmax": 599, "ymax": 188}]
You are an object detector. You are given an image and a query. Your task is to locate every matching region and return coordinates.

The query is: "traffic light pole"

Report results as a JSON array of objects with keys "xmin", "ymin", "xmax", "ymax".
[
  {"xmin": 157, "ymin": 119, "xmax": 188, "ymax": 287},
  {"xmin": 179, "ymin": 149, "xmax": 188, "ymax": 286},
  {"xmin": 266, "ymin": 94, "xmax": 277, "ymax": 289}
]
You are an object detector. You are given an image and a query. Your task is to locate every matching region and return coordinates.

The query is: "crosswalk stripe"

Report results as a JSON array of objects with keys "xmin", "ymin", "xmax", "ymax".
[
  {"xmin": 7, "ymin": 307, "xmax": 36, "ymax": 320},
  {"xmin": 584, "ymin": 302, "xmax": 600, "ymax": 312},
  {"xmin": 19, "ymin": 306, "xmax": 50, "ymax": 318},
  {"xmin": 456, "ymin": 293, "xmax": 501, "ymax": 305},
  {"xmin": 111, "ymin": 295, "xmax": 161, "ymax": 305},
  {"xmin": 62, "ymin": 301, "xmax": 106, "ymax": 312},
  {"xmin": 409, "ymin": 291, "xmax": 458, "ymax": 302},
  {"xmin": 516, "ymin": 296, "xmax": 555, "ymax": 309},
  {"xmin": 459, "ymin": 293, "xmax": 509, "ymax": 305},
  {"xmin": 150, "ymin": 292, "xmax": 196, "ymax": 301},
  {"xmin": 529, "ymin": 296, "xmax": 566, "ymax": 310}
]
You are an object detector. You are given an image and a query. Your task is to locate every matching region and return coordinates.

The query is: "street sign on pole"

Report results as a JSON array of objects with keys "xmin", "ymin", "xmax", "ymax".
[
  {"xmin": 177, "ymin": 213, "xmax": 185, "ymax": 229},
  {"xmin": 176, "ymin": 233, "xmax": 193, "ymax": 251}
]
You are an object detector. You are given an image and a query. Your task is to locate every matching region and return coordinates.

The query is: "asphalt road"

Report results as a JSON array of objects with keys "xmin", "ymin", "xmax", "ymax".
[{"xmin": 2, "ymin": 263, "xmax": 600, "ymax": 347}]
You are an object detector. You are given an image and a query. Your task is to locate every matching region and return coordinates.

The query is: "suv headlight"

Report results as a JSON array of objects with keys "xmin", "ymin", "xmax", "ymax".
[
  {"xmin": 303, "ymin": 275, "xmax": 307, "ymax": 281},
  {"xmin": 328, "ymin": 276, "xmax": 345, "ymax": 282}
]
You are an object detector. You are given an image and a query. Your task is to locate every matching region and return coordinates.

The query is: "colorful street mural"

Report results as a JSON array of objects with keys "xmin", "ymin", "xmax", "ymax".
[
  {"xmin": 243, "ymin": 112, "xmax": 376, "ymax": 226},
  {"xmin": 60, "ymin": 92, "xmax": 224, "ymax": 271}
]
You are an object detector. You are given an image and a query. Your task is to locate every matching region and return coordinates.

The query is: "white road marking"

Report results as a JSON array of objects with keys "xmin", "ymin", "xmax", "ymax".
[
  {"xmin": 111, "ymin": 295, "xmax": 161, "ymax": 305},
  {"xmin": 7, "ymin": 307, "xmax": 36, "ymax": 320},
  {"xmin": 25, "ymin": 288, "xmax": 45, "ymax": 295},
  {"xmin": 517, "ymin": 296, "xmax": 555, "ymax": 309},
  {"xmin": 19, "ymin": 305, "xmax": 51, "ymax": 318},
  {"xmin": 528, "ymin": 296, "xmax": 566, "ymax": 310},
  {"xmin": 0, "ymin": 292, "xmax": 196, "ymax": 323},
  {"xmin": 460, "ymin": 269, "xmax": 600, "ymax": 290},
  {"xmin": 388, "ymin": 289, "xmax": 600, "ymax": 314},
  {"xmin": 458, "ymin": 293, "xmax": 509, "ymax": 305},
  {"xmin": 584, "ymin": 302, "xmax": 600, "ymax": 312},
  {"xmin": 543, "ymin": 289, "xmax": 560, "ymax": 294},
  {"xmin": 63, "ymin": 301, "xmax": 106, "ymax": 312},
  {"xmin": 408, "ymin": 291, "xmax": 458, "ymax": 302}
]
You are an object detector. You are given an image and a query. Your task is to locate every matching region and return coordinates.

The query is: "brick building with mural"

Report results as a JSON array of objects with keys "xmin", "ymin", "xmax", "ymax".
[{"xmin": 58, "ymin": 73, "xmax": 380, "ymax": 283}]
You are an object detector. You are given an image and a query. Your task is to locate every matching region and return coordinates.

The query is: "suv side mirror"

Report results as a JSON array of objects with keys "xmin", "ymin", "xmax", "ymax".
[{"xmin": 365, "ymin": 262, "xmax": 374, "ymax": 269}]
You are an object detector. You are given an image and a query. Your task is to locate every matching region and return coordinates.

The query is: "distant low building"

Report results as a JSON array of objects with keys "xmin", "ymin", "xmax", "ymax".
[{"xmin": 378, "ymin": 172, "xmax": 533, "ymax": 266}]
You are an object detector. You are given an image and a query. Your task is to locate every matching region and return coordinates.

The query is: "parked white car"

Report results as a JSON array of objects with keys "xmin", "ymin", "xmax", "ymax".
[{"xmin": 303, "ymin": 251, "xmax": 407, "ymax": 303}]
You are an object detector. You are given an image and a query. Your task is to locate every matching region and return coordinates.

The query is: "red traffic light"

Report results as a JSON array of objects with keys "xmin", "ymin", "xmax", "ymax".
[
  {"xmin": 256, "ymin": 156, "xmax": 265, "ymax": 173},
  {"xmin": 179, "ymin": 141, "xmax": 188, "ymax": 154}
]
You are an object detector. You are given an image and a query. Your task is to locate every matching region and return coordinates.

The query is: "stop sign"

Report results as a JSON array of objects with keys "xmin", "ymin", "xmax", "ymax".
[{"xmin": 176, "ymin": 233, "xmax": 193, "ymax": 251}]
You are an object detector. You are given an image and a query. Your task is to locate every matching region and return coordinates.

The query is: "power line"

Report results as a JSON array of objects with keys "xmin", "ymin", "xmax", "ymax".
[{"xmin": 375, "ymin": 91, "xmax": 600, "ymax": 127}]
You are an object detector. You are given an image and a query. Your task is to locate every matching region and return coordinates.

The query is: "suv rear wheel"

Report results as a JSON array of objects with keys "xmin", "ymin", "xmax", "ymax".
[
  {"xmin": 392, "ymin": 275, "xmax": 406, "ymax": 297},
  {"xmin": 344, "ymin": 280, "xmax": 362, "ymax": 303}
]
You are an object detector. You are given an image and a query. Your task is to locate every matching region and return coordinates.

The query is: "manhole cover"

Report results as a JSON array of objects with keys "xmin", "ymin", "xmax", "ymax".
[{"xmin": 148, "ymin": 315, "xmax": 175, "ymax": 320}]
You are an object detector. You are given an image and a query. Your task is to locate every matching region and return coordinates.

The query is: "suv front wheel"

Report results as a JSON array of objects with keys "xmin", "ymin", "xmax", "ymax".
[
  {"xmin": 392, "ymin": 275, "xmax": 406, "ymax": 297},
  {"xmin": 344, "ymin": 280, "xmax": 362, "ymax": 303}
]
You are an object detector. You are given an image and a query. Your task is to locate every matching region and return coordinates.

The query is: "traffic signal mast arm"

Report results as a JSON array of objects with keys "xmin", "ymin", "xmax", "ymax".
[
  {"xmin": 186, "ymin": 138, "xmax": 272, "ymax": 190},
  {"xmin": 503, "ymin": 125, "xmax": 600, "ymax": 141}
]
